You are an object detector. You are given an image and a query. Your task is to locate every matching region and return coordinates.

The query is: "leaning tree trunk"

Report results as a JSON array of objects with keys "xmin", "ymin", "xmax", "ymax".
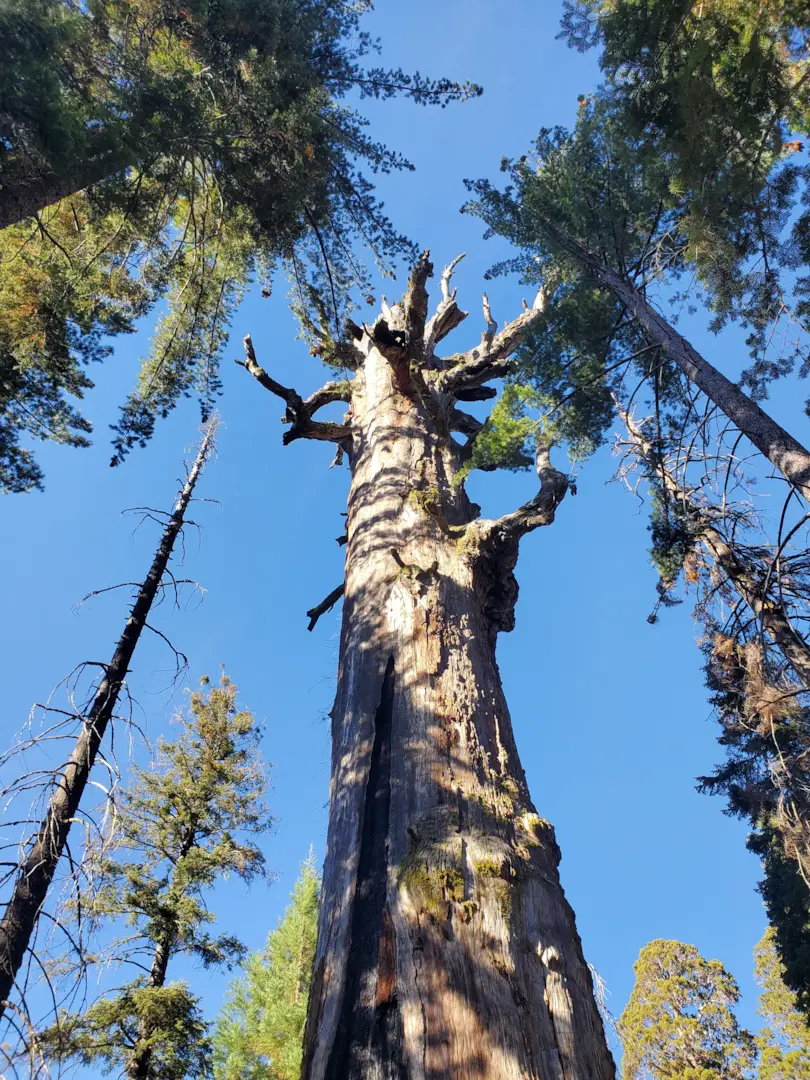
[
  {"xmin": 0, "ymin": 417, "xmax": 216, "ymax": 1019},
  {"xmin": 537, "ymin": 215, "xmax": 810, "ymax": 504},
  {"xmin": 242, "ymin": 257, "xmax": 615, "ymax": 1079}
]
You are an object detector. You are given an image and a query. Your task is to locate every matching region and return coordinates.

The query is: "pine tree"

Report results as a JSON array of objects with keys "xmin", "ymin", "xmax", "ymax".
[
  {"xmin": 0, "ymin": 417, "xmax": 217, "ymax": 1025},
  {"xmin": 0, "ymin": 0, "xmax": 479, "ymax": 491},
  {"xmin": 239, "ymin": 255, "xmax": 616, "ymax": 1077},
  {"xmin": 619, "ymin": 939, "xmax": 756, "ymax": 1080},
  {"xmin": 214, "ymin": 856, "xmax": 320, "ymax": 1080},
  {"xmin": 35, "ymin": 673, "xmax": 271, "ymax": 1080},
  {"xmin": 756, "ymin": 927, "xmax": 810, "ymax": 1079}
]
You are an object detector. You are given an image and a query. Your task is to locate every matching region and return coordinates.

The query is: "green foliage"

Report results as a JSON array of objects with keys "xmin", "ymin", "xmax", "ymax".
[
  {"xmin": 557, "ymin": 0, "xmax": 810, "ymax": 399},
  {"xmin": 698, "ymin": 638, "xmax": 810, "ymax": 1018},
  {"xmin": 619, "ymin": 938, "xmax": 756, "ymax": 1079},
  {"xmin": 755, "ymin": 927, "xmax": 810, "ymax": 1079},
  {"xmin": 40, "ymin": 984, "xmax": 211, "ymax": 1080},
  {"xmin": 37, "ymin": 674, "xmax": 272, "ymax": 1080},
  {"xmin": 0, "ymin": 0, "xmax": 480, "ymax": 490},
  {"xmin": 213, "ymin": 856, "xmax": 320, "ymax": 1080}
]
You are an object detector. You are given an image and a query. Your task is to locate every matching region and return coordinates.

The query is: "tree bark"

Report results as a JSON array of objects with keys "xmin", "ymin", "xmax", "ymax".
[
  {"xmin": 0, "ymin": 419, "xmax": 216, "ymax": 1019},
  {"xmin": 0, "ymin": 149, "xmax": 134, "ymax": 231},
  {"xmin": 537, "ymin": 215, "xmax": 810, "ymax": 503},
  {"xmin": 294, "ymin": 289, "xmax": 615, "ymax": 1078}
]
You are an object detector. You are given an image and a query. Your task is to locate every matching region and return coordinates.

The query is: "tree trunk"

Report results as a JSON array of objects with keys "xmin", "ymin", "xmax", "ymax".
[
  {"xmin": 127, "ymin": 935, "xmax": 172, "ymax": 1080},
  {"xmin": 538, "ymin": 215, "xmax": 810, "ymax": 503},
  {"xmin": 299, "ymin": 315, "xmax": 614, "ymax": 1078},
  {"xmin": 616, "ymin": 400, "xmax": 810, "ymax": 689},
  {"xmin": 0, "ymin": 418, "xmax": 216, "ymax": 1018},
  {"xmin": 0, "ymin": 149, "xmax": 134, "ymax": 231}
]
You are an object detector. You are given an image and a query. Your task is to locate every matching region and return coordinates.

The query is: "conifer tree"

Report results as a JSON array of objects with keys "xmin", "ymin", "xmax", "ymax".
[
  {"xmin": 618, "ymin": 939, "xmax": 755, "ymax": 1080},
  {"xmin": 756, "ymin": 927, "xmax": 810, "ymax": 1079},
  {"xmin": 35, "ymin": 673, "xmax": 271, "ymax": 1080},
  {"xmin": 214, "ymin": 856, "xmax": 320, "ymax": 1080},
  {"xmin": 558, "ymin": 0, "xmax": 810, "ymax": 400},
  {"xmin": 239, "ymin": 254, "xmax": 616, "ymax": 1077},
  {"xmin": 0, "ymin": 0, "xmax": 479, "ymax": 491},
  {"xmin": 0, "ymin": 418, "xmax": 216, "ymax": 1025}
]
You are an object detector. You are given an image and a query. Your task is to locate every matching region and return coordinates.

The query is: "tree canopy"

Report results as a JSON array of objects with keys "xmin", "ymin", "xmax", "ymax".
[
  {"xmin": 35, "ymin": 673, "xmax": 271, "ymax": 1080},
  {"xmin": 0, "ymin": 0, "xmax": 479, "ymax": 492},
  {"xmin": 619, "ymin": 938, "xmax": 756, "ymax": 1080}
]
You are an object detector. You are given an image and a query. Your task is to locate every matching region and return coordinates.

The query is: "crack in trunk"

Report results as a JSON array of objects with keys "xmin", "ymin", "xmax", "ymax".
[{"xmin": 325, "ymin": 656, "xmax": 406, "ymax": 1080}]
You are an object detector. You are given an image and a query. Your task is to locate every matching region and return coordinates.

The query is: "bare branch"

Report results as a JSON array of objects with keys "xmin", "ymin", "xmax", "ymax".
[
  {"xmin": 405, "ymin": 250, "xmax": 433, "ymax": 358},
  {"xmin": 436, "ymin": 302, "xmax": 545, "ymax": 395},
  {"xmin": 306, "ymin": 584, "xmax": 346, "ymax": 632},
  {"xmin": 425, "ymin": 253, "xmax": 468, "ymax": 356},
  {"xmin": 237, "ymin": 335, "xmax": 351, "ymax": 446}
]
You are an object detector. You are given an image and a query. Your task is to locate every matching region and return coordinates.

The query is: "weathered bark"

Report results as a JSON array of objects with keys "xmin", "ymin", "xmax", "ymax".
[
  {"xmin": 617, "ymin": 400, "xmax": 810, "ymax": 690},
  {"xmin": 537, "ymin": 215, "xmax": 810, "ymax": 503},
  {"xmin": 246, "ymin": 259, "xmax": 615, "ymax": 1078},
  {"xmin": 0, "ymin": 419, "xmax": 216, "ymax": 1019},
  {"xmin": 0, "ymin": 149, "xmax": 134, "ymax": 231}
]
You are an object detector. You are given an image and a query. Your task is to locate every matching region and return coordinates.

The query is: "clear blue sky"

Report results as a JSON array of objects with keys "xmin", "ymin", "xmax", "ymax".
[{"xmin": 1, "ymin": 0, "xmax": 773, "ymax": 1059}]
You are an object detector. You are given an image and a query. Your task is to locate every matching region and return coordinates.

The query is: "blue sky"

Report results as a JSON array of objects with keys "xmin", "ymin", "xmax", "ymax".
[{"xmin": 0, "ymin": 0, "xmax": 775, "ymax": 1061}]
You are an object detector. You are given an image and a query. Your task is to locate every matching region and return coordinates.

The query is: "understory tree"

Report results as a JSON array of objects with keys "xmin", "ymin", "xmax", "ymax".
[
  {"xmin": 0, "ymin": 0, "xmax": 479, "ymax": 491},
  {"xmin": 34, "ymin": 673, "xmax": 271, "ymax": 1080},
  {"xmin": 619, "ymin": 938, "xmax": 755, "ymax": 1079},
  {"xmin": 465, "ymin": 85, "xmax": 810, "ymax": 1008},
  {"xmin": 240, "ymin": 253, "xmax": 615, "ymax": 1078},
  {"xmin": 0, "ymin": 418, "xmax": 216, "ymax": 1038},
  {"xmin": 214, "ymin": 855, "xmax": 320, "ymax": 1080}
]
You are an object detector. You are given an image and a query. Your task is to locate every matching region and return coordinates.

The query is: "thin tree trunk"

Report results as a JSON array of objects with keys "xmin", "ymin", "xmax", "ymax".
[
  {"xmin": 617, "ymin": 400, "xmax": 810, "ymax": 689},
  {"xmin": 0, "ymin": 419, "xmax": 216, "ymax": 1018},
  {"xmin": 538, "ymin": 215, "xmax": 810, "ymax": 502},
  {"xmin": 126, "ymin": 934, "xmax": 172, "ymax": 1080},
  {"xmin": 282, "ymin": 278, "xmax": 615, "ymax": 1078}
]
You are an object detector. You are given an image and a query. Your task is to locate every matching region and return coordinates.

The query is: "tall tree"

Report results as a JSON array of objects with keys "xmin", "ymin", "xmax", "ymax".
[
  {"xmin": 558, "ymin": 0, "xmax": 810, "ymax": 404},
  {"xmin": 0, "ymin": 0, "xmax": 479, "ymax": 491},
  {"xmin": 240, "ymin": 254, "xmax": 615, "ymax": 1078},
  {"xmin": 618, "ymin": 938, "xmax": 756, "ymax": 1080},
  {"xmin": 0, "ymin": 417, "xmax": 217, "ymax": 1024},
  {"xmin": 34, "ymin": 672, "xmax": 270, "ymax": 1080},
  {"xmin": 214, "ymin": 855, "xmax": 320, "ymax": 1080},
  {"xmin": 756, "ymin": 927, "xmax": 810, "ymax": 1079},
  {"xmin": 464, "ymin": 94, "xmax": 810, "ymax": 1006}
]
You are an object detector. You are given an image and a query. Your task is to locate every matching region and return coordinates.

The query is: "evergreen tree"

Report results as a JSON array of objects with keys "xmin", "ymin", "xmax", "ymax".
[
  {"xmin": 239, "ymin": 255, "xmax": 616, "ymax": 1078},
  {"xmin": 755, "ymin": 927, "xmax": 810, "ymax": 1079},
  {"xmin": 0, "ymin": 0, "xmax": 479, "ymax": 491},
  {"xmin": 558, "ymin": 0, "xmax": 810, "ymax": 402},
  {"xmin": 36, "ymin": 673, "xmax": 271, "ymax": 1080},
  {"xmin": 214, "ymin": 856, "xmax": 320, "ymax": 1080},
  {"xmin": 619, "ymin": 939, "xmax": 755, "ymax": 1080}
]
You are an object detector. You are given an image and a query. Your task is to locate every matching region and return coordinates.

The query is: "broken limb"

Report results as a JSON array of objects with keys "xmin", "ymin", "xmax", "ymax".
[
  {"xmin": 436, "ymin": 287, "xmax": 546, "ymax": 394},
  {"xmin": 306, "ymin": 584, "xmax": 346, "ymax": 632},
  {"xmin": 237, "ymin": 335, "xmax": 351, "ymax": 446},
  {"xmin": 424, "ymin": 252, "xmax": 468, "ymax": 355}
]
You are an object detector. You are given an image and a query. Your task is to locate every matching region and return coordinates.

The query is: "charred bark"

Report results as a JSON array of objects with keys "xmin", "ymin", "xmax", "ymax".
[
  {"xmin": 246, "ymin": 259, "xmax": 615, "ymax": 1078},
  {"xmin": 0, "ymin": 419, "xmax": 217, "ymax": 1019}
]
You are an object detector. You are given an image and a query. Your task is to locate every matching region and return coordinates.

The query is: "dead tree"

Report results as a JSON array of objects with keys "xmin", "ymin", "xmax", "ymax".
[
  {"xmin": 240, "ymin": 256, "xmax": 615, "ymax": 1079},
  {"xmin": 0, "ymin": 417, "xmax": 217, "ymax": 1021}
]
